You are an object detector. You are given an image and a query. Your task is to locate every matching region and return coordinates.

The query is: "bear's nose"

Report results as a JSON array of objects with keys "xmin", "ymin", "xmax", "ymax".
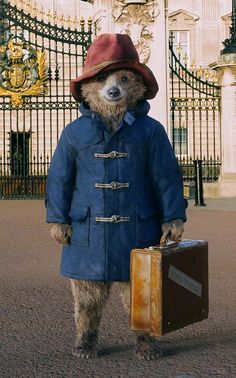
[{"xmin": 108, "ymin": 87, "xmax": 120, "ymax": 98}]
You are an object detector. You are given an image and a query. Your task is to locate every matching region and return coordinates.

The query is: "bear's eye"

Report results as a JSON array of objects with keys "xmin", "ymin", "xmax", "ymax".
[{"xmin": 121, "ymin": 76, "xmax": 128, "ymax": 82}]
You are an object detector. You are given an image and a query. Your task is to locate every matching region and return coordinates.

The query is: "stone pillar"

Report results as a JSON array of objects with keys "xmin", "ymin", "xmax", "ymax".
[
  {"xmin": 93, "ymin": 0, "xmax": 115, "ymax": 34},
  {"xmin": 210, "ymin": 56, "xmax": 236, "ymax": 197}
]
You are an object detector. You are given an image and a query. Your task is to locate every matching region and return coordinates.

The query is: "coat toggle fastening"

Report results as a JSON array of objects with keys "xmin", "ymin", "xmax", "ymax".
[
  {"xmin": 95, "ymin": 181, "xmax": 129, "ymax": 190},
  {"xmin": 95, "ymin": 215, "xmax": 131, "ymax": 223},
  {"xmin": 94, "ymin": 151, "xmax": 128, "ymax": 159}
]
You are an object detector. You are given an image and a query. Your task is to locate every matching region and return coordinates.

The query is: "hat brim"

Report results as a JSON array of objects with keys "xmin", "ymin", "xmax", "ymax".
[{"xmin": 70, "ymin": 59, "xmax": 159, "ymax": 103}]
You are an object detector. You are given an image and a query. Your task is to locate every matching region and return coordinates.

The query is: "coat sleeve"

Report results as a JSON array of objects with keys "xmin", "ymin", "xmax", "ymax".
[
  {"xmin": 149, "ymin": 122, "xmax": 187, "ymax": 224},
  {"xmin": 46, "ymin": 128, "xmax": 76, "ymax": 224}
]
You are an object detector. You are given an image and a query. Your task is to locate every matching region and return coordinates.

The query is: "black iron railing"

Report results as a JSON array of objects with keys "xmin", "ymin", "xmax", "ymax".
[
  {"xmin": 0, "ymin": 0, "xmax": 92, "ymax": 199},
  {"xmin": 169, "ymin": 37, "xmax": 222, "ymax": 183},
  {"xmin": 178, "ymin": 156, "xmax": 221, "ymax": 183}
]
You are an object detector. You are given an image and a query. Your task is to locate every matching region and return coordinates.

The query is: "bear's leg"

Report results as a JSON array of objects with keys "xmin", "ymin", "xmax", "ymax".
[
  {"xmin": 119, "ymin": 281, "xmax": 163, "ymax": 360},
  {"xmin": 70, "ymin": 279, "xmax": 111, "ymax": 359}
]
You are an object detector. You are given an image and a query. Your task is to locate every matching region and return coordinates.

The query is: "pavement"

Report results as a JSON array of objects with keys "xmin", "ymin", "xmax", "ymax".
[
  {"xmin": 187, "ymin": 197, "xmax": 236, "ymax": 211},
  {"xmin": 0, "ymin": 199, "xmax": 236, "ymax": 378}
]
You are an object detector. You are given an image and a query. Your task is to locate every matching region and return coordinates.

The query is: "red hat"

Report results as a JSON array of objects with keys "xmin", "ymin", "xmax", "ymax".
[{"xmin": 70, "ymin": 33, "xmax": 159, "ymax": 102}]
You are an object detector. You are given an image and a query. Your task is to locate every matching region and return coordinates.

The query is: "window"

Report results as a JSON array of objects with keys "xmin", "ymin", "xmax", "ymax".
[
  {"xmin": 173, "ymin": 128, "xmax": 188, "ymax": 156},
  {"xmin": 170, "ymin": 31, "xmax": 190, "ymax": 65},
  {"xmin": 10, "ymin": 132, "xmax": 30, "ymax": 176}
]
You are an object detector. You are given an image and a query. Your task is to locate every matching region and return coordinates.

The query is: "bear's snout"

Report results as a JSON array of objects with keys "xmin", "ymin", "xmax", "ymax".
[{"xmin": 107, "ymin": 86, "xmax": 121, "ymax": 99}]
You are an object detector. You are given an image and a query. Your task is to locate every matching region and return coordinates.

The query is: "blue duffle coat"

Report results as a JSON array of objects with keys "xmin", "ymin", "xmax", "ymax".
[{"xmin": 46, "ymin": 101, "xmax": 187, "ymax": 281}]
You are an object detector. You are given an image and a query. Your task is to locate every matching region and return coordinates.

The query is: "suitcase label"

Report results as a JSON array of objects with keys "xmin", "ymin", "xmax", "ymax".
[{"xmin": 168, "ymin": 265, "xmax": 202, "ymax": 298}]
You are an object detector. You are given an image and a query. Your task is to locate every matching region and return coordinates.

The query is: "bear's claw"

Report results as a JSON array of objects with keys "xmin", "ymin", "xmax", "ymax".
[
  {"xmin": 72, "ymin": 331, "xmax": 98, "ymax": 359},
  {"xmin": 72, "ymin": 346, "xmax": 97, "ymax": 359},
  {"xmin": 135, "ymin": 335, "xmax": 163, "ymax": 360}
]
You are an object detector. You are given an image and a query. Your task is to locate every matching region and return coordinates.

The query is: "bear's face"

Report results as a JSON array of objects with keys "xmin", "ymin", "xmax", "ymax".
[
  {"xmin": 80, "ymin": 69, "xmax": 147, "ymax": 131},
  {"xmin": 81, "ymin": 69, "xmax": 147, "ymax": 108}
]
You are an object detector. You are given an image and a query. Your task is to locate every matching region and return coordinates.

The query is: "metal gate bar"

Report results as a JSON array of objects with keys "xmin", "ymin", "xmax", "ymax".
[{"xmin": 169, "ymin": 36, "xmax": 222, "ymax": 182}]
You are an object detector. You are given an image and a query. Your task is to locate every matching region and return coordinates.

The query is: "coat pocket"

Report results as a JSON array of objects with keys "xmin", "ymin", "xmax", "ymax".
[
  {"xmin": 136, "ymin": 207, "xmax": 160, "ymax": 247},
  {"xmin": 69, "ymin": 206, "xmax": 90, "ymax": 247}
]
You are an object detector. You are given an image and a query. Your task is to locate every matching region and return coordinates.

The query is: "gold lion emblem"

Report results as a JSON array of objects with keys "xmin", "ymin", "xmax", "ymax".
[{"xmin": 0, "ymin": 36, "xmax": 48, "ymax": 107}]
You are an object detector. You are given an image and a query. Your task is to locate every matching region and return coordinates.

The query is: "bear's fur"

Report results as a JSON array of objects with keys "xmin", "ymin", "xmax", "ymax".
[{"xmin": 51, "ymin": 68, "xmax": 183, "ymax": 360}]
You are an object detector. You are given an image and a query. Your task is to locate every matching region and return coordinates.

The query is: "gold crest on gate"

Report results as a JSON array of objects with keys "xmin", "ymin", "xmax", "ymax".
[{"xmin": 0, "ymin": 36, "xmax": 48, "ymax": 107}]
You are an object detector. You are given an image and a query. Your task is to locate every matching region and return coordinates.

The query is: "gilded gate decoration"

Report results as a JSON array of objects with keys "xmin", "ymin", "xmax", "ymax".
[
  {"xmin": 0, "ymin": 0, "xmax": 92, "ymax": 199},
  {"xmin": 0, "ymin": 36, "xmax": 48, "ymax": 107}
]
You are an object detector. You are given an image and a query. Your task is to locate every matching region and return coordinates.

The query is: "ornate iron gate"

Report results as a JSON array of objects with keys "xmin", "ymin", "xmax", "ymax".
[
  {"xmin": 0, "ymin": 0, "xmax": 92, "ymax": 198},
  {"xmin": 169, "ymin": 38, "xmax": 222, "ymax": 182}
]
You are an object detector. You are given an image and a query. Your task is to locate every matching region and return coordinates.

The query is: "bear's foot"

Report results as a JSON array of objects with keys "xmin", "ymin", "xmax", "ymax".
[
  {"xmin": 135, "ymin": 335, "xmax": 163, "ymax": 360},
  {"xmin": 72, "ymin": 345, "xmax": 97, "ymax": 359},
  {"xmin": 72, "ymin": 331, "xmax": 98, "ymax": 359}
]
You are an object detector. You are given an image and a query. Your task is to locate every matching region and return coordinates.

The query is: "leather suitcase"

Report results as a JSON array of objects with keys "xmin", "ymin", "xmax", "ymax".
[{"xmin": 130, "ymin": 240, "xmax": 208, "ymax": 336}]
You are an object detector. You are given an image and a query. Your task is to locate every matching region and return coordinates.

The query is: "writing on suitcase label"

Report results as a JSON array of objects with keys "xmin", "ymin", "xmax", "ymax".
[{"xmin": 168, "ymin": 265, "xmax": 202, "ymax": 298}]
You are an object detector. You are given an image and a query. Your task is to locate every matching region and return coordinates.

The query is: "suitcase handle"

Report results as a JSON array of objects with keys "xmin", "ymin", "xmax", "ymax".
[{"xmin": 147, "ymin": 240, "xmax": 179, "ymax": 250}]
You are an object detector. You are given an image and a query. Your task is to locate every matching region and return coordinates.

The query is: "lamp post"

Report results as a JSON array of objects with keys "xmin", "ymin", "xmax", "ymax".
[{"xmin": 221, "ymin": 0, "xmax": 236, "ymax": 54}]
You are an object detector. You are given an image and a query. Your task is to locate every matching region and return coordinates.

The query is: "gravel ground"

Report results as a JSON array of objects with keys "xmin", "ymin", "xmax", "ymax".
[{"xmin": 0, "ymin": 200, "xmax": 236, "ymax": 378}]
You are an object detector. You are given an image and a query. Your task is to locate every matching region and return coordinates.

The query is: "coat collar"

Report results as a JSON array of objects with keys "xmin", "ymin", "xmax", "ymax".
[{"xmin": 79, "ymin": 100, "xmax": 150, "ymax": 127}]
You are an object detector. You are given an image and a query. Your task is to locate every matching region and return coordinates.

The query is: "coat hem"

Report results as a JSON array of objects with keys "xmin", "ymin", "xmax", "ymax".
[
  {"xmin": 46, "ymin": 218, "xmax": 71, "ymax": 224},
  {"xmin": 61, "ymin": 270, "xmax": 129, "ymax": 282}
]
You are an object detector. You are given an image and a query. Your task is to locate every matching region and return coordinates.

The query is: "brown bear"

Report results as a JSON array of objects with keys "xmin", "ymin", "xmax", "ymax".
[{"xmin": 47, "ymin": 34, "xmax": 186, "ymax": 360}]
